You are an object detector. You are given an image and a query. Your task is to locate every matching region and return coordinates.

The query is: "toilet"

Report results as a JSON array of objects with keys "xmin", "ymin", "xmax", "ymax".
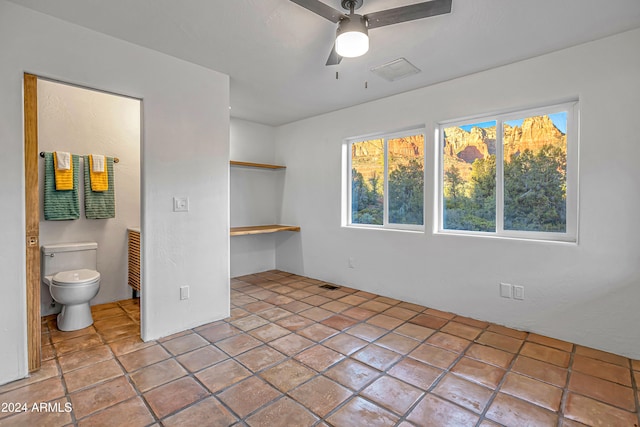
[{"xmin": 41, "ymin": 242, "xmax": 101, "ymax": 331}]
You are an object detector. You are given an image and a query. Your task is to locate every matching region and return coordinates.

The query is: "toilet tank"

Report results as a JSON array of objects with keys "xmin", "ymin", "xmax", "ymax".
[{"xmin": 41, "ymin": 242, "xmax": 98, "ymax": 276}]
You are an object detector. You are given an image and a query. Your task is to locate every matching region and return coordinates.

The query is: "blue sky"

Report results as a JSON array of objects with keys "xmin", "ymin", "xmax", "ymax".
[{"xmin": 458, "ymin": 112, "xmax": 567, "ymax": 134}]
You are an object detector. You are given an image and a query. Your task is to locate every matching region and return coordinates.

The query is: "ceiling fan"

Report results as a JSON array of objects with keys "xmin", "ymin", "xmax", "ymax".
[{"xmin": 290, "ymin": 0, "xmax": 452, "ymax": 65}]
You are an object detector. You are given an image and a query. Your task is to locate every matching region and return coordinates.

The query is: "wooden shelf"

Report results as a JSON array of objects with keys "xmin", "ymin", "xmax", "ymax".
[
  {"xmin": 230, "ymin": 224, "xmax": 301, "ymax": 236},
  {"xmin": 230, "ymin": 161, "xmax": 285, "ymax": 169}
]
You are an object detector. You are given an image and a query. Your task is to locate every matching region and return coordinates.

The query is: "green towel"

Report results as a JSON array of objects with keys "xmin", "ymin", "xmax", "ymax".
[
  {"xmin": 84, "ymin": 155, "xmax": 115, "ymax": 219},
  {"xmin": 43, "ymin": 152, "xmax": 80, "ymax": 220}
]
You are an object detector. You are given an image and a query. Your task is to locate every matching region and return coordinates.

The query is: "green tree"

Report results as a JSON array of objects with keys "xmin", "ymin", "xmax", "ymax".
[
  {"xmin": 389, "ymin": 159, "xmax": 424, "ymax": 225},
  {"xmin": 351, "ymin": 169, "xmax": 383, "ymax": 225}
]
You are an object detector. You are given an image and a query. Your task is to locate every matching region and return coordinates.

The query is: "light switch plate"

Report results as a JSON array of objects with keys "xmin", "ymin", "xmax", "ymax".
[
  {"xmin": 173, "ymin": 196, "xmax": 189, "ymax": 212},
  {"xmin": 500, "ymin": 282, "xmax": 512, "ymax": 298}
]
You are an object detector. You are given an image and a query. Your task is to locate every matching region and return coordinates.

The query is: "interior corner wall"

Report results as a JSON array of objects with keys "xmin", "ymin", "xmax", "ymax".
[
  {"xmin": 274, "ymin": 28, "xmax": 640, "ymax": 358},
  {"xmin": 0, "ymin": 0, "xmax": 230, "ymax": 386},
  {"xmin": 38, "ymin": 79, "xmax": 141, "ymax": 315},
  {"xmin": 229, "ymin": 118, "xmax": 280, "ymax": 277}
]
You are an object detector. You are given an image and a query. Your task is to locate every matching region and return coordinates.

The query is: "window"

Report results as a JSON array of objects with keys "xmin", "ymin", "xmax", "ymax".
[
  {"xmin": 438, "ymin": 102, "xmax": 578, "ymax": 242},
  {"xmin": 348, "ymin": 129, "xmax": 425, "ymax": 230}
]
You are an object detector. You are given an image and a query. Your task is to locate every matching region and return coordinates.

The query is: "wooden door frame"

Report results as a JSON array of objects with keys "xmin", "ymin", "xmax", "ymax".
[{"xmin": 24, "ymin": 73, "xmax": 41, "ymax": 372}]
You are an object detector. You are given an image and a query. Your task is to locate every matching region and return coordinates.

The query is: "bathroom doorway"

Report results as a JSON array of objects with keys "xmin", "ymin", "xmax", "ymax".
[{"xmin": 23, "ymin": 74, "xmax": 142, "ymax": 372}]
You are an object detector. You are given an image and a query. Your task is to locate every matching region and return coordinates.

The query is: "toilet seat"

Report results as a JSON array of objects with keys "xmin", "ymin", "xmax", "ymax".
[{"xmin": 52, "ymin": 269, "xmax": 100, "ymax": 286}]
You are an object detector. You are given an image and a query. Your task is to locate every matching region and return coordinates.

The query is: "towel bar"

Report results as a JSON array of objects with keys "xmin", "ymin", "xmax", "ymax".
[{"xmin": 40, "ymin": 152, "xmax": 119, "ymax": 163}]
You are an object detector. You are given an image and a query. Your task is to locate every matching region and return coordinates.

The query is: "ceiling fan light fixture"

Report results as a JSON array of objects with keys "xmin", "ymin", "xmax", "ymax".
[{"xmin": 335, "ymin": 15, "xmax": 369, "ymax": 58}]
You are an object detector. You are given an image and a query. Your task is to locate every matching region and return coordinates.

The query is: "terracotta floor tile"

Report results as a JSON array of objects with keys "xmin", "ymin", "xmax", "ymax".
[
  {"xmin": 108, "ymin": 335, "xmax": 154, "ymax": 356},
  {"xmin": 69, "ymin": 377, "xmax": 137, "ymax": 419},
  {"xmin": 243, "ymin": 301, "xmax": 275, "ymax": 313},
  {"xmin": 407, "ymin": 394, "xmax": 479, "ymax": 426},
  {"xmin": 486, "ymin": 393, "xmax": 557, "ymax": 427},
  {"xmin": 409, "ymin": 344, "xmax": 458, "ymax": 369},
  {"xmin": 500, "ymin": 372, "xmax": 563, "ymax": 411},
  {"xmin": 339, "ymin": 294, "xmax": 369, "ymax": 306},
  {"xmin": 476, "ymin": 331, "xmax": 523, "ymax": 353},
  {"xmin": 41, "ymin": 344, "xmax": 55, "ymax": 361},
  {"xmin": 346, "ymin": 323, "xmax": 387, "ymax": 342},
  {"xmin": 453, "ymin": 315, "xmax": 490, "ymax": 329},
  {"xmin": 366, "ymin": 314, "xmax": 404, "ymax": 330},
  {"xmin": 0, "ymin": 377, "xmax": 65, "ymax": 418},
  {"xmin": 0, "ymin": 359, "xmax": 59, "ymax": 394},
  {"xmin": 575, "ymin": 345, "xmax": 630, "ymax": 367},
  {"xmin": 58, "ymin": 345, "xmax": 113, "ymax": 373},
  {"xmin": 327, "ymin": 396, "xmax": 399, "ymax": 427},
  {"xmin": 394, "ymin": 323, "xmax": 435, "ymax": 341},
  {"xmin": 397, "ymin": 301, "xmax": 426, "ymax": 312},
  {"xmin": 118, "ymin": 344, "xmax": 171, "ymax": 372},
  {"xmin": 323, "ymin": 333, "xmax": 368, "ymax": 355},
  {"xmin": 197, "ymin": 323, "xmax": 241, "ymax": 343},
  {"xmin": 235, "ymin": 346, "xmax": 287, "ymax": 372},
  {"xmin": 158, "ymin": 330, "xmax": 191, "ymax": 343},
  {"xmin": 162, "ymin": 333, "xmax": 209, "ymax": 356},
  {"xmin": 275, "ymin": 314, "xmax": 315, "ymax": 331},
  {"xmin": 53, "ymin": 333, "xmax": 104, "ymax": 356},
  {"xmin": 49, "ymin": 325, "xmax": 97, "ymax": 343},
  {"xmin": 321, "ymin": 289, "xmax": 349, "ymax": 300},
  {"xmin": 464, "ymin": 343, "xmax": 514, "ymax": 369},
  {"xmin": 520, "ymin": 342, "xmax": 570, "ymax": 368},
  {"xmin": 451, "ymin": 357, "xmax": 506, "ymax": 389},
  {"xmin": 232, "ymin": 314, "xmax": 271, "ymax": 332},
  {"xmin": 264, "ymin": 294, "xmax": 294, "ymax": 306},
  {"xmin": 301, "ymin": 295, "xmax": 332, "ymax": 306},
  {"xmin": 64, "ymin": 359, "xmax": 124, "ymax": 393},
  {"xmin": 260, "ymin": 359, "xmax": 316, "ymax": 392},
  {"xmin": 297, "ymin": 323, "xmax": 339, "ymax": 342},
  {"xmin": 298, "ymin": 307, "xmax": 333, "ymax": 322},
  {"xmin": 195, "ymin": 359, "xmax": 251, "ymax": 393},
  {"xmin": 511, "ymin": 356, "xmax": 568, "ymax": 387},
  {"xmin": 572, "ymin": 354, "xmax": 632, "ymax": 386},
  {"xmin": 353, "ymin": 344, "xmax": 402, "ymax": 371},
  {"xmin": 375, "ymin": 296, "xmax": 400, "ymax": 306},
  {"xmin": 409, "ymin": 314, "xmax": 448, "ymax": 329},
  {"xmin": 564, "ymin": 392, "xmax": 638, "ymax": 426},
  {"xmin": 423, "ymin": 308, "xmax": 455, "ymax": 319},
  {"xmin": 487, "ymin": 324, "xmax": 527, "ymax": 339},
  {"xmin": 427, "ymin": 332, "xmax": 471, "ymax": 353},
  {"xmin": 478, "ymin": 420, "xmax": 502, "ymax": 427},
  {"xmin": 269, "ymin": 334, "xmax": 314, "ymax": 356},
  {"xmin": 354, "ymin": 290, "xmax": 378, "ymax": 299},
  {"xmin": 432, "ymin": 373, "xmax": 493, "ymax": 414},
  {"xmin": 325, "ymin": 359, "xmax": 381, "ymax": 390},
  {"xmin": 93, "ymin": 314, "xmax": 136, "ymax": 332},
  {"xmin": 288, "ymin": 376, "xmax": 352, "ymax": 417},
  {"xmin": 176, "ymin": 345, "xmax": 228, "ymax": 373},
  {"xmin": 129, "ymin": 358, "xmax": 186, "ymax": 393},
  {"xmin": 361, "ymin": 375, "xmax": 424, "ymax": 415},
  {"xmin": 162, "ymin": 396, "xmax": 238, "ymax": 427},
  {"xmin": 527, "ymin": 333, "xmax": 573, "ymax": 352},
  {"xmin": 388, "ymin": 358, "xmax": 442, "ymax": 390},
  {"xmin": 257, "ymin": 307, "xmax": 293, "ymax": 322},
  {"xmin": 234, "ymin": 294, "xmax": 260, "ymax": 306},
  {"xmin": 216, "ymin": 333, "xmax": 262, "ymax": 356},
  {"xmin": 294, "ymin": 345, "xmax": 344, "ymax": 371},
  {"xmin": 375, "ymin": 333, "xmax": 420, "ymax": 354},
  {"xmin": 359, "ymin": 300, "xmax": 392, "ymax": 313},
  {"xmin": 219, "ymin": 377, "xmax": 281, "ymax": 419},
  {"xmin": 246, "ymin": 396, "xmax": 318, "ymax": 427},
  {"xmin": 632, "ymin": 359, "xmax": 640, "ymax": 371},
  {"xmin": 0, "ymin": 397, "xmax": 72, "ymax": 427},
  {"xmin": 77, "ymin": 396, "xmax": 154, "ymax": 427},
  {"xmin": 100, "ymin": 324, "xmax": 140, "ymax": 343},
  {"xmin": 383, "ymin": 306, "xmax": 419, "ymax": 321},
  {"xmin": 143, "ymin": 377, "xmax": 208, "ymax": 419},
  {"xmin": 341, "ymin": 306, "xmax": 376, "ymax": 321},
  {"xmin": 568, "ymin": 371, "xmax": 636, "ymax": 411},
  {"xmin": 320, "ymin": 314, "xmax": 358, "ymax": 331},
  {"xmin": 227, "ymin": 307, "xmax": 250, "ymax": 320},
  {"xmin": 441, "ymin": 322, "xmax": 482, "ymax": 340},
  {"xmin": 248, "ymin": 323, "xmax": 291, "ymax": 342},
  {"xmin": 280, "ymin": 300, "xmax": 313, "ymax": 313}
]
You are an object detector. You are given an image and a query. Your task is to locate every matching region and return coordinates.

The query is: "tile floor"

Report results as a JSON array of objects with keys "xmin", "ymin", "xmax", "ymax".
[{"xmin": 1, "ymin": 270, "xmax": 639, "ymax": 426}]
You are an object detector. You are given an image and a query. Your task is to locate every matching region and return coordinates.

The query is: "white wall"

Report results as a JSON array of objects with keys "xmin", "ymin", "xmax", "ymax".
[
  {"xmin": 38, "ymin": 79, "xmax": 141, "ymax": 315},
  {"xmin": 229, "ymin": 118, "xmax": 282, "ymax": 277},
  {"xmin": 275, "ymin": 29, "xmax": 640, "ymax": 358},
  {"xmin": 0, "ymin": 1, "xmax": 230, "ymax": 385}
]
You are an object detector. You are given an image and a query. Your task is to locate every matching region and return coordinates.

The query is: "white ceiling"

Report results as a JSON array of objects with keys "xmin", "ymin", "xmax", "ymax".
[{"xmin": 8, "ymin": 0, "xmax": 640, "ymax": 126}]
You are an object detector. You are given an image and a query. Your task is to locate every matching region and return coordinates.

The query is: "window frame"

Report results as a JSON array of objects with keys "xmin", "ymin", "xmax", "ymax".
[
  {"xmin": 436, "ymin": 101, "xmax": 579, "ymax": 243},
  {"xmin": 346, "ymin": 127, "xmax": 426, "ymax": 232}
]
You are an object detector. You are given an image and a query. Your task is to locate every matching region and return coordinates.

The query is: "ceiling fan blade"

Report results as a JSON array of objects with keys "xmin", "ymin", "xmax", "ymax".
[
  {"xmin": 365, "ymin": 0, "xmax": 452, "ymax": 29},
  {"xmin": 290, "ymin": 0, "xmax": 346, "ymax": 23},
  {"xmin": 326, "ymin": 44, "xmax": 343, "ymax": 66}
]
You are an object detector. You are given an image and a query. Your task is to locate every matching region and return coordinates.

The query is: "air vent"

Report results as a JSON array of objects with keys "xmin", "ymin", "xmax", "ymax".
[
  {"xmin": 370, "ymin": 58, "xmax": 421, "ymax": 82},
  {"xmin": 319, "ymin": 284, "xmax": 340, "ymax": 290}
]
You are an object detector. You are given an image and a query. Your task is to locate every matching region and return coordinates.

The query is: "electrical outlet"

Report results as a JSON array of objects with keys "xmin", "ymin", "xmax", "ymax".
[
  {"xmin": 173, "ymin": 196, "xmax": 189, "ymax": 212},
  {"xmin": 513, "ymin": 285, "xmax": 525, "ymax": 300},
  {"xmin": 500, "ymin": 282, "xmax": 512, "ymax": 298},
  {"xmin": 180, "ymin": 285, "xmax": 189, "ymax": 300}
]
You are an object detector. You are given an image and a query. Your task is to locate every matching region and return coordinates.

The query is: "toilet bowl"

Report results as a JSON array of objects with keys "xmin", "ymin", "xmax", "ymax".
[{"xmin": 45, "ymin": 269, "xmax": 101, "ymax": 331}]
